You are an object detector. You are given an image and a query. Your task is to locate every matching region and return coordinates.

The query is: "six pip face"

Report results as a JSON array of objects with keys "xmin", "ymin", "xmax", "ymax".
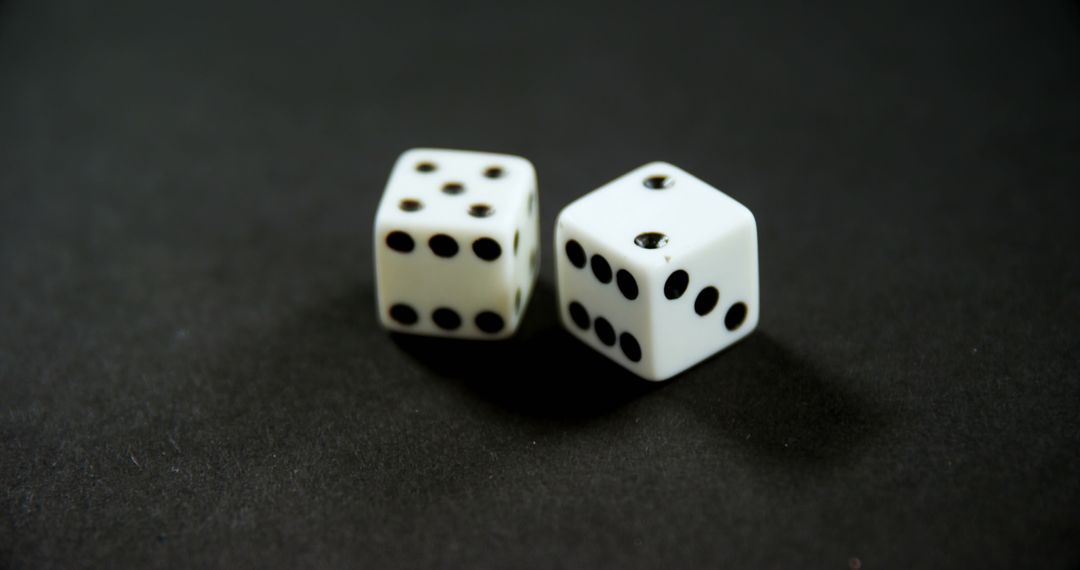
[{"xmin": 374, "ymin": 148, "xmax": 540, "ymax": 340}]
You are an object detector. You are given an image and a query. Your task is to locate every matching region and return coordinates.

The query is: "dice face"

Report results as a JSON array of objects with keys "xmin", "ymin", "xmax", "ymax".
[
  {"xmin": 375, "ymin": 148, "xmax": 540, "ymax": 339},
  {"xmin": 555, "ymin": 162, "xmax": 758, "ymax": 381}
]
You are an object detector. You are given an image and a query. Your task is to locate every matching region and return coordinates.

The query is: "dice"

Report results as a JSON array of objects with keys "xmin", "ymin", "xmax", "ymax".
[
  {"xmin": 554, "ymin": 162, "xmax": 759, "ymax": 380},
  {"xmin": 374, "ymin": 148, "xmax": 540, "ymax": 339}
]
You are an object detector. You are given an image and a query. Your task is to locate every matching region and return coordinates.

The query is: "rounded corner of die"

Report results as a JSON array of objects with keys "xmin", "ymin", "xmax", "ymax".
[
  {"xmin": 395, "ymin": 147, "xmax": 428, "ymax": 163},
  {"xmin": 636, "ymin": 364, "xmax": 677, "ymax": 383},
  {"xmin": 500, "ymin": 324, "xmax": 526, "ymax": 341},
  {"xmin": 554, "ymin": 307, "xmax": 573, "ymax": 334},
  {"xmin": 553, "ymin": 203, "xmax": 580, "ymax": 230},
  {"xmin": 638, "ymin": 372, "xmax": 668, "ymax": 383},
  {"xmin": 505, "ymin": 153, "xmax": 537, "ymax": 175},
  {"xmin": 640, "ymin": 159, "xmax": 678, "ymax": 171},
  {"xmin": 371, "ymin": 212, "xmax": 399, "ymax": 238},
  {"xmin": 741, "ymin": 307, "xmax": 761, "ymax": 336},
  {"xmin": 374, "ymin": 310, "xmax": 395, "ymax": 334},
  {"xmin": 552, "ymin": 213, "xmax": 570, "ymax": 236},
  {"xmin": 632, "ymin": 160, "xmax": 685, "ymax": 181},
  {"xmin": 739, "ymin": 204, "xmax": 759, "ymax": 228}
]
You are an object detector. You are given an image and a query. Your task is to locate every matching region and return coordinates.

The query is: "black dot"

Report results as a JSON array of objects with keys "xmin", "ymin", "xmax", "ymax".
[
  {"xmin": 643, "ymin": 175, "xmax": 672, "ymax": 189},
  {"xmin": 565, "ymin": 240, "xmax": 586, "ymax": 268},
  {"xmin": 664, "ymin": 270, "xmax": 689, "ymax": 299},
  {"xmin": 513, "ymin": 231, "xmax": 519, "ymax": 254},
  {"xmin": 515, "ymin": 289, "xmax": 522, "ymax": 312},
  {"xmin": 468, "ymin": 203, "xmax": 495, "ymax": 218},
  {"xmin": 388, "ymin": 303, "xmax": 418, "ymax": 325},
  {"xmin": 472, "ymin": 237, "xmax": 502, "ymax": 261},
  {"xmin": 530, "ymin": 249, "xmax": 539, "ymax": 274},
  {"xmin": 475, "ymin": 311, "xmax": 505, "ymax": 333},
  {"xmin": 634, "ymin": 232, "xmax": 669, "ymax": 249},
  {"xmin": 399, "ymin": 199, "xmax": 422, "ymax": 212},
  {"xmin": 429, "ymin": 234, "xmax": 458, "ymax": 257},
  {"xmin": 386, "ymin": 231, "xmax": 414, "ymax": 253},
  {"xmin": 484, "ymin": 166, "xmax": 504, "ymax": 178},
  {"xmin": 432, "ymin": 307, "xmax": 461, "ymax": 330},
  {"xmin": 694, "ymin": 286, "xmax": 719, "ymax": 316},
  {"xmin": 594, "ymin": 317, "xmax": 615, "ymax": 346},
  {"xmin": 442, "ymin": 182, "xmax": 465, "ymax": 195},
  {"xmin": 590, "ymin": 254, "xmax": 612, "ymax": 284},
  {"xmin": 619, "ymin": 332, "xmax": 642, "ymax": 362},
  {"xmin": 616, "ymin": 269, "xmax": 638, "ymax": 300},
  {"xmin": 568, "ymin": 301, "xmax": 590, "ymax": 330},
  {"xmin": 416, "ymin": 162, "xmax": 436, "ymax": 173},
  {"xmin": 725, "ymin": 302, "xmax": 748, "ymax": 330}
]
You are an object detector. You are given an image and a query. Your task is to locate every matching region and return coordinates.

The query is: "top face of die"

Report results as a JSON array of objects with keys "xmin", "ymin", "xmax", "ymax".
[
  {"xmin": 376, "ymin": 148, "xmax": 537, "ymax": 236},
  {"xmin": 557, "ymin": 162, "xmax": 755, "ymax": 271}
]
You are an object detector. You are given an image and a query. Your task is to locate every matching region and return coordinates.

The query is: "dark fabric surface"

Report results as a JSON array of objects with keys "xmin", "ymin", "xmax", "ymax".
[{"xmin": 2, "ymin": 0, "xmax": 1079, "ymax": 568}]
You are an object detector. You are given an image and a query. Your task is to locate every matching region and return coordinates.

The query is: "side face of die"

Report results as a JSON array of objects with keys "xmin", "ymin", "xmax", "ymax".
[
  {"xmin": 374, "ymin": 148, "xmax": 540, "ymax": 339},
  {"xmin": 555, "ymin": 162, "xmax": 759, "ymax": 380}
]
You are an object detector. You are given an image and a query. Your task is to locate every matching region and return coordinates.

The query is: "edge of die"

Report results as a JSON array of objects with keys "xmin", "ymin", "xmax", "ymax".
[{"xmin": 393, "ymin": 147, "xmax": 537, "ymax": 177}]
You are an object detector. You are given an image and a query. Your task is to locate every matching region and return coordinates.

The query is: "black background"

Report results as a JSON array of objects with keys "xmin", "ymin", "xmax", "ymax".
[{"xmin": 2, "ymin": 0, "xmax": 1079, "ymax": 568}]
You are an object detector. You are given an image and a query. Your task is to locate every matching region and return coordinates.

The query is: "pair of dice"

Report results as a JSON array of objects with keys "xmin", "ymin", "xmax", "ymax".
[{"xmin": 374, "ymin": 148, "xmax": 759, "ymax": 381}]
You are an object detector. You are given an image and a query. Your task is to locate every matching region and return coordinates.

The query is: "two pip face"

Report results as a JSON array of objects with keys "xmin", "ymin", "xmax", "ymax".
[{"xmin": 374, "ymin": 148, "xmax": 759, "ymax": 381}]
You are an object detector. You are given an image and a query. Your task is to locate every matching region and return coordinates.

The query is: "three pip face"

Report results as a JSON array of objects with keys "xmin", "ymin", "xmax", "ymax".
[{"xmin": 374, "ymin": 148, "xmax": 759, "ymax": 381}]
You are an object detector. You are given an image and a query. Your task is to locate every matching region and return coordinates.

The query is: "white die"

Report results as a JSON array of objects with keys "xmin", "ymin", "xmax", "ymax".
[
  {"xmin": 554, "ymin": 162, "xmax": 759, "ymax": 381},
  {"xmin": 374, "ymin": 148, "xmax": 540, "ymax": 339}
]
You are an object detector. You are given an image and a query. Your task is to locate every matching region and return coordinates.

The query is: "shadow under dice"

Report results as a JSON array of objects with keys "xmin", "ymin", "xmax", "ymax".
[
  {"xmin": 374, "ymin": 148, "xmax": 540, "ymax": 339},
  {"xmin": 555, "ymin": 161, "xmax": 759, "ymax": 381}
]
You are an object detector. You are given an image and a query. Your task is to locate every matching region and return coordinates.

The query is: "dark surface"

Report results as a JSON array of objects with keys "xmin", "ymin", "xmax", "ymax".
[{"xmin": 2, "ymin": 0, "xmax": 1079, "ymax": 568}]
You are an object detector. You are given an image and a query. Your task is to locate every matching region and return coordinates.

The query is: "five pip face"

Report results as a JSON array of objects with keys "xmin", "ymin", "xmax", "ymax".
[{"xmin": 374, "ymin": 148, "xmax": 759, "ymax": 381}]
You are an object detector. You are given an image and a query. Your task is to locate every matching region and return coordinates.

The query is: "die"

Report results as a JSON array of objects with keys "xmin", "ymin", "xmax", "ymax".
[
  {"xmin": 374, "ymin": 148, "xmax": 540, "ymax": 339},
  {"xmin": 554, "ymin": 162, "xmax": 758, "ymax": 381}
]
